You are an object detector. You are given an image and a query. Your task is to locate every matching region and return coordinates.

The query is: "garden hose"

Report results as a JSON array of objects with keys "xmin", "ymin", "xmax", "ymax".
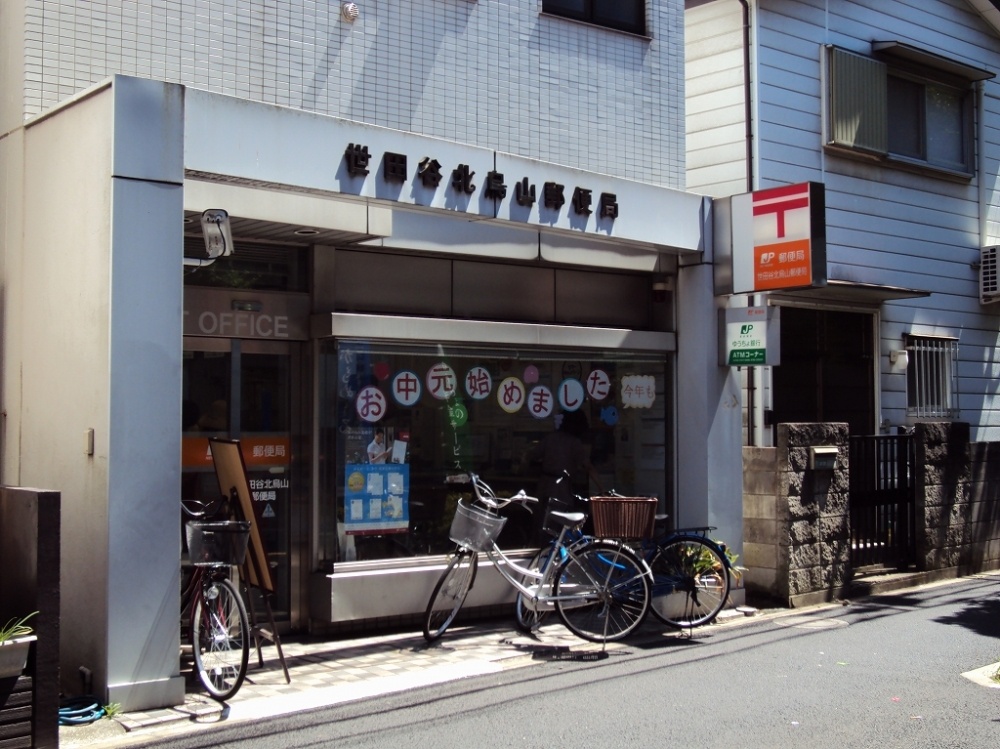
[{"xmin": 58, "ymin": 696, "xmax": 106, "ymax": 725}]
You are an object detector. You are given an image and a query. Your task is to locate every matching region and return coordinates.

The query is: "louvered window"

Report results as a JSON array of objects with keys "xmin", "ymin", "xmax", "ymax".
[
  {"xmin": 905, "ymin": 335, "xmax": 959, "ymax": 418},
  {"xmin": 827, "ymin": 47, "xmax": 887, "ymax": 154},
  {"xmin": 826, "ymin": 44, "xmax": 985, "ymax": 176}
]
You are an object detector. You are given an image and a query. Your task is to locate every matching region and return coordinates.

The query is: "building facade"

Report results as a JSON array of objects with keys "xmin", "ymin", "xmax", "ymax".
[
  {"xmin": 686, "ymin": 0, "xmax": 1000, "ymax": 599},
  {"xmin": 687, "ymin": 0, "xmax": 1000, "ymax": 445},
  {"xmin": 0, "ymin": 1, "xmax": 743, "ymax": 710}
]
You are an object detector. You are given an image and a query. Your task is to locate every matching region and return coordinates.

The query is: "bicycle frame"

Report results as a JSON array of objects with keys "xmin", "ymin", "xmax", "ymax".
[
  {"xmin": 476, "ymin": 522, "xmax": 648, "ymax": 613},
  {"xmin": 460, "ymin": 473, "xmax": 650, "ymax": 606}
]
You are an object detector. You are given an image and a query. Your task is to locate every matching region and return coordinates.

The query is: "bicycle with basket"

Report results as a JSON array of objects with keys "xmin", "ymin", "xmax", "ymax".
[
  {"xmin": 423, "ymin": 473, "xmax": 651, "ymax": 645},
  {"xmin": 517, "ymin": 493, "xmax": 733, "ymax": 633},
  {"xmin": 182, "ymin": 498, "xmax": 252, "ymax": 700}
]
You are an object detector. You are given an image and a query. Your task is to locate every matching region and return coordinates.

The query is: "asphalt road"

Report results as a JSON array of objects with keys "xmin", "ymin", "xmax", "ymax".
[{"xmin": 146, "ymin": 574, "xmax": 1000, "ymax": 749}]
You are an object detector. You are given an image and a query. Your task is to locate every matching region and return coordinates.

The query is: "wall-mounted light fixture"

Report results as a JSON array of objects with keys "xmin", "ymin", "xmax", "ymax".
[
  {"xmin": 201, "ymin": 209, "xmax": 234, "ymax": 259},
  {"xmin": 342, "ymin": 2, "xmax": 360, "ymax": 22},
  {"xmin": 652, "ymin": 276, "xmax": 674, "ymax": 304},
  {"xmin": 889, "ymin": 349, "xmax": 909, "ymax": 372}
]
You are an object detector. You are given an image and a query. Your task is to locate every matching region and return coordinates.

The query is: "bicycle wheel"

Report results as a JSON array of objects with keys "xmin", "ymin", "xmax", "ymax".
[
  {"xmin": 191, "ymin": 576, "xmax": 250, "ymax": 701},
  {"xmin": 554, "ymin": 541, "xmax": 650, "ymax": 642},
  {"xmin": 423, "ymin": 549, "xmax": 478, "ymax": 642},
  {"xmin": 514, "ymin": 546, "xmax": 553, "ymax": 633},
  {"xmin": 649, "ymin": 536, "xmax": 730, "ymax": 629}
]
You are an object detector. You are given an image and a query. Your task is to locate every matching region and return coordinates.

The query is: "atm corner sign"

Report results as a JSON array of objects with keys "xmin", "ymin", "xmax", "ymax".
[
  {"xmin": 731, "ymin": 182, "xmax": 826, "ymax": 294},
  {"xmin": 722, "ymin": 306, "xmax": 780, "ymax": 367}
]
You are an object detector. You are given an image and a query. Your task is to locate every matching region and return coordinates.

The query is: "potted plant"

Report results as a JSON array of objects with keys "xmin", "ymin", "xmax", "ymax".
[{"xmin": 0, "ymin": 612, "xmax": 37, "ymax": 679}]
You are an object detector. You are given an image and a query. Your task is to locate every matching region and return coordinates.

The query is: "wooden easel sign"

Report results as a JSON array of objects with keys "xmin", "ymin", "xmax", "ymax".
[{"xmin": 208, "ymin": 437, "xmax": 274, "ymax": 593}]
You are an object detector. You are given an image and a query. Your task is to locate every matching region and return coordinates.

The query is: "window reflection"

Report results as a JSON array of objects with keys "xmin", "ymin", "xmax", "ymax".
[{"xmin": 318, "ymin": 340, "xmax": 669, "ymax": 566}]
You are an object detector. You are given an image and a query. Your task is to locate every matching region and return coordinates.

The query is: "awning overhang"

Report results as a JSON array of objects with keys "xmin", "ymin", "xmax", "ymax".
[
  {"xmin": 872, "ymin": 40, "xmax": 995, "ymax": 82},
  {"xmin": 769, "ymin": 279, "xmax": 931, "ymax": 306}
]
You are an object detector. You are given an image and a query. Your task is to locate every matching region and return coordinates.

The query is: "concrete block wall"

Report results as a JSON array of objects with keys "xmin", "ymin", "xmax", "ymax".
[
  {"xmin": 745, "ymin": 420, "xmax": 1000, "ymax": 608},
  {"xmin": 18, "ymin": 0, "xmax": 686, "ymax": 187},
  {"xmin": 917, "ymin": 422, "xmax": 1000, "ymax": 574},
  {"xmin": 742, "ymin": 423, "xmax": 851, "ymax": 606}
]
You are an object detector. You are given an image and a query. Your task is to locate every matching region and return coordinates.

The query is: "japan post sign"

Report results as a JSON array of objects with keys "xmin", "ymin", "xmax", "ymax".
[{"xmin": 731, "ymin": 182, "xmax": 826, "ymax": 294}]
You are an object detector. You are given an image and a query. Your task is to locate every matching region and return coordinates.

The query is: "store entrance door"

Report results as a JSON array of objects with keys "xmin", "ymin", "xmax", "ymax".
[{"xmin": 182, "ymin": 337, "xmax": 299, "ymax": 621}]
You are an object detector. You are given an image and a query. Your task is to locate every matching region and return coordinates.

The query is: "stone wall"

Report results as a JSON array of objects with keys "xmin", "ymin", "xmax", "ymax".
[
  {"xmin": 742, "ymin": 423, "xmax": 850, "ymax": 606},
  {"xmin": 917, "ymin": 422, "xmax": 1000, "ymax": 574},
  {"xmin": 744, "ymin": 421, "xmax": 1000, "ymax": 608}
]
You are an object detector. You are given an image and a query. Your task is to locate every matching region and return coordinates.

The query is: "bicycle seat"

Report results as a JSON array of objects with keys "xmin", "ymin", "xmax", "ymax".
[{"xmin": 547, "ymin": 510, "xmax": 586, "ymax": 528}]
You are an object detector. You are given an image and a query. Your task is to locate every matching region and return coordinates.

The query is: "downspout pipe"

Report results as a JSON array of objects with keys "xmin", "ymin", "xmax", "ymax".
[
  {"xmin": 739, "ymin": 0, "xmax": 753, "ymax": 194},
  {"xmin": 737, "ymin": 0, "xmax": 756, "ymax": 446}
]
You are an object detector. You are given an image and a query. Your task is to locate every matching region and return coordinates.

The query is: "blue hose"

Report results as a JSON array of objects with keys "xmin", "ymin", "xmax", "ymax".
[{"xmin": 58, "ymin": 696, "xmax": 106, "ymax": 725}]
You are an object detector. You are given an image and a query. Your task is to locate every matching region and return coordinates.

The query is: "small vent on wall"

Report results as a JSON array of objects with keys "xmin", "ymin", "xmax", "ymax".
[{"xmin": 981, "ymin": 246, "xmax": 1000, "ymax": 304}]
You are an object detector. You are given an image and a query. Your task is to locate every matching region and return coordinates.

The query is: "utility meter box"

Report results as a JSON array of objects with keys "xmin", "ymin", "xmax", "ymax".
[{"xmin": 809, "ymin": 446, "xmax": 838, "ymax": 471}]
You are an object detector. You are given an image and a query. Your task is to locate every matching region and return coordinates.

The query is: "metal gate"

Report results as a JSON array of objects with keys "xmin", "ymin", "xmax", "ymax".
[{"xmin": 848, "ymin": 434, "xmax": 917, "ymax": 570}]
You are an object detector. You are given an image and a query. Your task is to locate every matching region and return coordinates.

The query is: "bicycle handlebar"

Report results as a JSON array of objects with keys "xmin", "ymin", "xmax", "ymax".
[
  {"xmin": 445, "ymin": 472, "xmax": 538, "ymax": 510},
  {"xmin": 181, "ymin": 495, "xmax": 228, "ymax": 519}
]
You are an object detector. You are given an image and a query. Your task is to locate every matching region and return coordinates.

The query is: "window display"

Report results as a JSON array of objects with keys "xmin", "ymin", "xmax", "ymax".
[{"xmin": 318, "ymin": 340, "xmax": 670, "ymax": 566}]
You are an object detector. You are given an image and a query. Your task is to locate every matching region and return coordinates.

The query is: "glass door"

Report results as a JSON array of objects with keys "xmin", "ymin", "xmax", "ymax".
[{"xmin": 183, "ymin": 338, "xmax": 295, "ymax": 619}]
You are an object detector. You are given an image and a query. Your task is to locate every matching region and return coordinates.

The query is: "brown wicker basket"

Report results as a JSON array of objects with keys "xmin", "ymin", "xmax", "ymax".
[{"xmin": 589, "ymin": 496, "xmax": 657, "ymax": 540}]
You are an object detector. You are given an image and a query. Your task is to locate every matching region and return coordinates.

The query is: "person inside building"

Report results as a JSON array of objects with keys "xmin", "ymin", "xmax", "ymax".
[{"xmin": 527, "ymin": 410, "xmax": 604, "ymax": 539}]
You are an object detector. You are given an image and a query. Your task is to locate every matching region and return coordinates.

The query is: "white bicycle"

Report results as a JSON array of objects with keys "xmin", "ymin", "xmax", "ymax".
[{"xmin": 422, "ymin": 473, "xmax": 651, "ymax": 644}]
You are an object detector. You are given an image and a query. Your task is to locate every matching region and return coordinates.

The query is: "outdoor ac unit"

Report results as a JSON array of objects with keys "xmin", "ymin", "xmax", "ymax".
[{"xmin": 981, "ymin": 246, "xmax": 1000, "ymax": 304}]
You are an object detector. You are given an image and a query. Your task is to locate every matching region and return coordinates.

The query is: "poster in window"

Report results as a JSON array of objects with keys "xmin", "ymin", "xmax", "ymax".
[{"xmin": 344, "ymin": 463, "xmax": 410, "ymax": 535}]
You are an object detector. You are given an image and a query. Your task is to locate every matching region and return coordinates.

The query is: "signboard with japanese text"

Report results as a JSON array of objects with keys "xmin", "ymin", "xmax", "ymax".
[
  {"xmin": 184, "ymin": 87, "xmax": 706, "ymax": 255},
  {"xmin": 344, "ymin": 463, "xmax": 410, "ymax": 535},
  {"xmin": 720, "ymin": 306, "xmax": 781, "ymax": 366},
  {"xmin": 730, "ymin": 182, "xmax": 826, "ymax": 294},
  {"xmin": 182, "ymin": 435, "xmax": 290, "ymax": 470}
]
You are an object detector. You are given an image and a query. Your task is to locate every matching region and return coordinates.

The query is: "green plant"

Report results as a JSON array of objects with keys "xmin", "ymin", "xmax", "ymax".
[
  {"xmin": 103, "ymin": 702, "xmax": 122, "ymax": 718},
  {"xmin": 0, "ymin": 612, "xmax": 37, "ymax": 643},
  {"xmin": 718, "ymin": 543, "xmax": 747, "ymax": 582}
]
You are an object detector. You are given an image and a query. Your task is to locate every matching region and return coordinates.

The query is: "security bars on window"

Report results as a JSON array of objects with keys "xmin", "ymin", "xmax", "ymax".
[{"xmin": 905, "ymin": 336, "xmax": 959, "ymax": 418}]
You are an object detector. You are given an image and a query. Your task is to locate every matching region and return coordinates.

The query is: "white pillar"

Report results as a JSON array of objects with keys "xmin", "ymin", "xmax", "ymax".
[{"xmin": 675, "ymin": 259, "xmax": 744, "ymax": 559}]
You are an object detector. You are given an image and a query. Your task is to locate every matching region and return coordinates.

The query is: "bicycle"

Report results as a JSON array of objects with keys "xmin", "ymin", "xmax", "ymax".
[
  {"xmin": 181, "ymin": 497, "xmax": 252, "ymax": 700},
  {"xmin": 515, "ymin": 494, "xmax": 732, "ymax": 633},
  {"xmin": 423, "ymin": 473, "xmax": 651, "ymax": 645}
]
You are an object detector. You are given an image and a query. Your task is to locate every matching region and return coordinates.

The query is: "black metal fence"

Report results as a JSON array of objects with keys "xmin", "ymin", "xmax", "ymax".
[{"xmin": 848, "ymin": 434, "xmax": 916, "ymax": 570}]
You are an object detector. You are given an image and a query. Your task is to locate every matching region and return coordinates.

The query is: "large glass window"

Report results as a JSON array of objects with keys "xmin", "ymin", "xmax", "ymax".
[{"xmin": 318, "ymin": 340, "xmax": 669, "ymax": 566}]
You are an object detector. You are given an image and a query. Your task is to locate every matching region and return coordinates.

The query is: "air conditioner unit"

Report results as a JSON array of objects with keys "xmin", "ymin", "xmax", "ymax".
[{"xmin": 981, "ymin": 246, "xmax": 1000, "ymax": 304}]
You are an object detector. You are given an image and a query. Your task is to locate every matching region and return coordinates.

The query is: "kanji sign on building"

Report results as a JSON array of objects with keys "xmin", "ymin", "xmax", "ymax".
[{"xmin": 730, "ymin": 182, "xmax": 826, "ymax": 294}]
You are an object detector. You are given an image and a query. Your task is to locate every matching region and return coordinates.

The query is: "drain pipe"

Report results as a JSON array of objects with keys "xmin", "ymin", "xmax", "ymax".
[
  {"xmin": 738, "ymin": 0, "xmax": 753, "ymax": 194},
  {"xmin": 736, "ymin": 0, "xmax": 758, "ymax": 446}
]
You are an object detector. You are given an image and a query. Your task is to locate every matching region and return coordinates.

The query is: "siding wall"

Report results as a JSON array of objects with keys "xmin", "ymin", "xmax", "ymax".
[
  {"xmin": 686, "ymin": 0, "xmax": 1000, "ymax": 441},
  {"xmin": 685, "ymin": 0, "xmax": 748, "ymax": 196},
  {"xmin": 15, "ymin": 0, "xmax": 686, "ymax": 187}
]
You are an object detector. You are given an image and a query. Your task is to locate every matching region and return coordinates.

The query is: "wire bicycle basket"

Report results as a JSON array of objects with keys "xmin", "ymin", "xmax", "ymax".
[
  {"xmin": 449, "ymin": 500, "xmax": 506, "ymax": 551},
  {"xmin": 589, "ymin": 496, "xmax": 657, "ymax": 540},
  {"xmin": 186, "ymin": 520, "xmax": 251, "ymax": 566}
]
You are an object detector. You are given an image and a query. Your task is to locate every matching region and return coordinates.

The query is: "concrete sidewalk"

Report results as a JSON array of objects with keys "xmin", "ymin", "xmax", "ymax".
[
  {"xmin": 59, "ymin": 608, "xmax": 756, "ymax": 749},
  {"xmin": 58, "ymin": 616, "xmax": 657, "ymax": 749},
  {"xmin": 59, "ymin": 567, "xmax": 955, "ymax": 748}
]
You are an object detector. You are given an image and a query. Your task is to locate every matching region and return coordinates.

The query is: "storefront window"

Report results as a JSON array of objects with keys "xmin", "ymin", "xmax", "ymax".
[{"xmin": 318, "ymin": 340, "xmax": 670, "ymax": 565}]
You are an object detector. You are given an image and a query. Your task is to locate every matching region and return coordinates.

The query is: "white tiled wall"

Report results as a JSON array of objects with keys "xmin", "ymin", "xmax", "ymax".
[{"xmin": 22, "ymin": 0, "xmax": 685, "ymax": 187}]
